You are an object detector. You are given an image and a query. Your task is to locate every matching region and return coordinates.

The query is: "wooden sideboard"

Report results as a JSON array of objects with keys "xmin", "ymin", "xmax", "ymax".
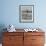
[{"xmin": 2, "ymin": 30, "xmax": 45, "ymax": 46}]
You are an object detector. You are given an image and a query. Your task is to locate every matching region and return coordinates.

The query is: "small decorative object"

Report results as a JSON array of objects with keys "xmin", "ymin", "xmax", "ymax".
[
  {"xmin": 24, "ymin": 29, "xmax": 33, "ymax": 32},
  {"xmin": 19, "ymin": 5, "xmax": 34, "ymax": 23},
  {"xmin": 7, "ymin": 24, "xmax": 16, "ymax": 32},
  {"xmin": 24, "ymin": 28, "xmax": 39, "ymax": 32},
  {"xmin": 24, "ymin": 29, "xmax": 29, "ymax": 32},
  {"xmin": 32, "ymin": 29, "xmax": 36, "ymax": 32}
]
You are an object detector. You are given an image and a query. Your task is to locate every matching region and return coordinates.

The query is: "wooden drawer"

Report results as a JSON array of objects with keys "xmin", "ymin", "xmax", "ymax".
[
  {"xmin": 24, "ymin": 36, "xmax": 44, "ymax": 46},
  {"xmin": 24, "ymin": 36, "xmax": 32, "ymax": 46},
  {"xmin": 32, "ymin": 36, "xmax": 45, "ymax": 44},
  {"xmin": 24, "ymin": 36, "xmax": 32, "ymax": 42},
  {"xmin": 24, "ymin": 32, "xmax": 45, "ymax": 46},
  {"xmin": 3, "ymin": 32, "xmax": 23, "ymax": 36},
  {"xmin": 3, "ymin": 36, "xmax": 23, "ymax": 44},
  {"xmin": 24, "ymin": 32, "xmax": 44, "ymax": 36},
  {"xmin": 3, "ymin": 43, "xmax": 23, "ymax": 46},
  {"xmin": 31, "ymin": 44, "xmax": 44, "ymax": 46}
]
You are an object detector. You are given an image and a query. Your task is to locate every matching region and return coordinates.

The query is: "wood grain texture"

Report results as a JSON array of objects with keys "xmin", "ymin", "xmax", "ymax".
[
  {"xmin": 24, "ymin": 32, "xmax": 45, "ymax": 46},
  {"xmin": 2, "ymin": 32, "xmax": 23, "ymax": 46},
  {"xmin": 2, "ymin": 30, "xmax": 45, "ymax": 46}
]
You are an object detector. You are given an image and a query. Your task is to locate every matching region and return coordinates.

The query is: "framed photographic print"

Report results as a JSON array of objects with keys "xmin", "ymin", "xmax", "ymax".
[{"xmin": 19, "ymin": 5, "xmax": 34, "ymax": 23}]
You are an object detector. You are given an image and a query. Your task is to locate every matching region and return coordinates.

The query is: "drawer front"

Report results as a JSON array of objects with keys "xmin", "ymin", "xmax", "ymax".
[
  {"xmin": 3, "ymin": 35, "xmax": 23, "ymax": 44},
  {"xmin": 24, "ymin": 32, "xmax": 45, "ymax": 46},
  {"xmin": 3, "ymin": 43, "xmax": 23, "ymax": 46},
  {"xmin": 3, "ymin": 32, "xmax": 23, "ymax": 36},
  {"xmin": 3, "ymin": 36, "xmax": 9, "ymax": 44},
  {"xmin": 3, "ymin": 36, "xmax": 23, "ymax": 46},
  {"xmin": 32, "ymin": 36, "xmax": 45, "ymax": 44},
  {"xmin": 31, "ymin": 44, "xmax": 44, "ymax": 46},
  {"xmin": 24, "ymin": 32, "xmax": 44, "ymax": 36},
  {"xmin": 24, "ymin": 36, "xmax": 32, "ymax": 46}
]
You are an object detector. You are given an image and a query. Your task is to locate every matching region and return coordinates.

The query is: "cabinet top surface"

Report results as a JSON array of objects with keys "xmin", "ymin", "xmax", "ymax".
[{"xmin": 3, "ymin": 29, "xmax": 45, "ymax": 33}]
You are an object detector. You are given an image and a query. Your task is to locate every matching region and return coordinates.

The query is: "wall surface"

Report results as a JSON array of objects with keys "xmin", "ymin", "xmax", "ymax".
[{"xmin": 0, "ymin": 0, "xmax": 46, "ymax": 29}]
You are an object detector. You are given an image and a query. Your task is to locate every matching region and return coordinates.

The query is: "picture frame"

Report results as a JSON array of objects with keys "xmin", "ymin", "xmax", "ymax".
[{"xmin": 19, "ymin": 5, "xmax": 34, "ymax": 23}]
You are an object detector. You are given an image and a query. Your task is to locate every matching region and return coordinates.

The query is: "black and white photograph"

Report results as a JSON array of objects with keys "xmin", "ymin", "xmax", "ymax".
[{"xmin": 19, "ymin": 5, "xmax": 34, "ymax": 23}]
